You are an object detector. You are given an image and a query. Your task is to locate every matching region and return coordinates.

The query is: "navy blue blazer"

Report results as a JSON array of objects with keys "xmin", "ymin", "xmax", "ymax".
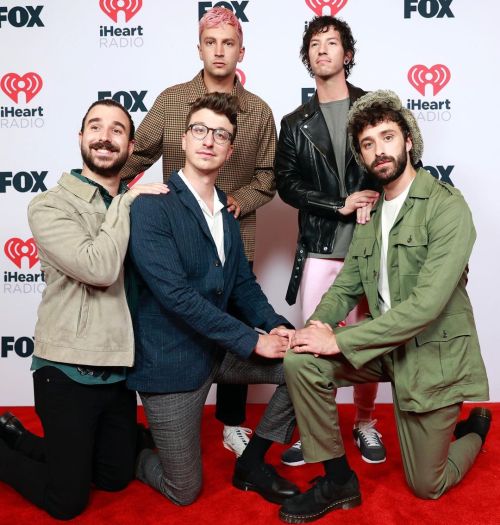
[{"xmin": 126, "ymin": 171, "xmax": 290, "ymax": 393}]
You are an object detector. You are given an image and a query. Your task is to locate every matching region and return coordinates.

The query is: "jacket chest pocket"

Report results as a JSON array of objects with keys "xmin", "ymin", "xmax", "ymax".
[
  {"xmin": 395, "ymin": 226, "xmax": 428, "ymax": 275},
  {"xmin": 350, "ymin": 238, "xmax": 376, "ymax": 283}
]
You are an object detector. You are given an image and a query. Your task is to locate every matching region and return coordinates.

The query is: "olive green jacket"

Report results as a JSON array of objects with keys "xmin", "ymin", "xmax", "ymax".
[{"xmin": 311, "ymin": 169, "xmax": 489, "ymax": 412}]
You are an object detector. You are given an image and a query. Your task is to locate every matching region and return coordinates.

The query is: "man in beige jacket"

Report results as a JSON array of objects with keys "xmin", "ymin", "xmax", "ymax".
[{"xmin": 0, "ymin": 99, "xmax": 166, "ymax": 520}]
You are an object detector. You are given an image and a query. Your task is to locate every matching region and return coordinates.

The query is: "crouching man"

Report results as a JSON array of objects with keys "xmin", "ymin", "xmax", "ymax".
[
  {"xmin": 280, "ymin": 90, "xmax": 490, "ymax": 523},
  {"xmin": 0, "ymin": 99, "xmax": 167, "ymax": 519},
  {"xmin": 127, "ymin": 92, "xmax": 298, "ymax": 506}
]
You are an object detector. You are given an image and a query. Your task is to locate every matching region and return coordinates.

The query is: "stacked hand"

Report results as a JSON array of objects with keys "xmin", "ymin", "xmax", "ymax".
[{"xmin": 269, "ymin": 321, "xmax": 340, "ymax": 357}]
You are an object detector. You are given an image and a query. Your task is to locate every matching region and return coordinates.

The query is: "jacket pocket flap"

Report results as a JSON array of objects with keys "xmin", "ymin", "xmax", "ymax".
[
  {"xmin": 397, "ymin": 226, "xmax": 428, "ymax": 246},
  {"xmin": 350, "ymin": 238, "xmax": 375, "ymax": 257},
  {"xmin": 416, "ymin": 313, "xmax": 471, "ymax": 346}
]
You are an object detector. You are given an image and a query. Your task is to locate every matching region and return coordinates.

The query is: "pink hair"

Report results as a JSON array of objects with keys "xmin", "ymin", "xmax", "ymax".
[{"xmin": 199, "ymin": 7, "xmax": 243, "ymax": 46}]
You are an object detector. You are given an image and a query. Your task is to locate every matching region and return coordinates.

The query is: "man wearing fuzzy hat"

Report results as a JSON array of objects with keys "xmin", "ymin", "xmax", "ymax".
[{"xmin": 278, "ymin": 90, "xmax": 490, "ymax": 523}]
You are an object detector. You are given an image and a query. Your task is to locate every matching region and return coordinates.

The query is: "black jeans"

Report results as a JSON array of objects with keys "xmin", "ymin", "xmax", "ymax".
[
  {"xmin": 0, "ymin": 366, "xmax": 137, "ymax": 520},
  {"xmin": 215, "ymin": 261, "xmax": 254, "ymax": 426}
]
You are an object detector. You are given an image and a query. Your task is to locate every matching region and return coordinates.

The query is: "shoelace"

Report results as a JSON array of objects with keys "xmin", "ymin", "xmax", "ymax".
[
  {"xmin": 356, "ymin": 420, "xmax": 383, "ymax": 447},
  {"xmin": 291, "ymin": 440, "xmax": 302, "ymax": 450},
  {"xmin": 233, "ymin": 427, "xmax": 252, "ymax": 443}
]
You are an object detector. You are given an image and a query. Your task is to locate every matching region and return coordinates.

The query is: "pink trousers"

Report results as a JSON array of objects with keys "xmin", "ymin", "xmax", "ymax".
[{"xmin": 299, "ymin": 257, "xmax": 378, "ymax": 424}]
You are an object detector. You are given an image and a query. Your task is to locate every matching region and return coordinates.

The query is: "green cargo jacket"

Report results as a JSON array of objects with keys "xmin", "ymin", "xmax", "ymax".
[
  {"xmin": 311, "ymin": 169, "xmax": 489, "ymax": 412},
  {"xmin": 28, "ymin": 173, "xmax": 137, "ymax": 367}
]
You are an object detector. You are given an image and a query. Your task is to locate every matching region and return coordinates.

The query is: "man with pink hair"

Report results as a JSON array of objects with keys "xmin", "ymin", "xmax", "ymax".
[{"xmin": 120, "ymin": 7, "xmax": 277, "ymax": 458}]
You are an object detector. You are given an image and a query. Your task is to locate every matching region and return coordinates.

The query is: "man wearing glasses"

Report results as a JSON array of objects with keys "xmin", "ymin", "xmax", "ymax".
[
  {"xmin": 127, "ymin": 93, "xmax": 298, "ymax": 507},
  {"xmin": 120, "ymin": 6, "xmax": 277, "ymax": 458}
]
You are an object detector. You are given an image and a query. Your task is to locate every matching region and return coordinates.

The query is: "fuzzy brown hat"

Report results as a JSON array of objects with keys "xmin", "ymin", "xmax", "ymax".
[{"xmin": 347, "ymin": 89, "xmax": 424, "ymax": 168}]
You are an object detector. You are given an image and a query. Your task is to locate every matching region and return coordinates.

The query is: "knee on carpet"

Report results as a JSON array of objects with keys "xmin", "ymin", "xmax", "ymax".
[
  {"xmin": 168, "ymin": 483, "xmax": 202, "ymax": 506},
  {"xmin": 46, "ymin": 494, "xmax": 89, "ymax": 521},
  {"xmin": 407, "ymin": 476, "xmax": 444, "ymax": 500}
]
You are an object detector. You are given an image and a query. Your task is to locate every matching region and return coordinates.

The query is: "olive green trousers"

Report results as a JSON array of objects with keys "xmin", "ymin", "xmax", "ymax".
[{"xmin": 284, "ymin": 351, "xmax": 482, "ymax": 499}]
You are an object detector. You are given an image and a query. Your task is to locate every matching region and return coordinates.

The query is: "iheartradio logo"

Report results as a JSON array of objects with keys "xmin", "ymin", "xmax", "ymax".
[
  {"xmin": 4, "ymin": 238, "xmax": 39, "ymax": 269},
  {"xmin": 305, "ymin": 0, "xmax": 348, "ymax": 16},
  {"xmin": 236, "ymin": 68, "xmax": 246, "ymax": 86},
  {"xmin": 99, "ymin": 0, "xmax": 142, "ymax": 23},
  {"xmin": 0, "ymin": 72, "xmax": 43, "ymax": 103},
  {"xmin": 408, "ymin": 64, "xmax": 451, "ymax": 96}
]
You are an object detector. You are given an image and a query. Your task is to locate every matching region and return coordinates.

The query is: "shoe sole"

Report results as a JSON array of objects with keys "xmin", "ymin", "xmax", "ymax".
[
  {"xmin": 281, "ymin": 459, "xmax": 306, "ymax": 467},
  {"xmin": 354, "ymin": 437, "xmax": 386, "ymax": 464},
  {"xmin": 232, "ymin": 477, "xmax": 294, "ymax": 505},
  {"xmin": 223, "ymin": 441, "xmax": 244, "ymax": 458},
  {"xmin": 279, "ymin": 494, "xmax": 362, "ymax": 523}
]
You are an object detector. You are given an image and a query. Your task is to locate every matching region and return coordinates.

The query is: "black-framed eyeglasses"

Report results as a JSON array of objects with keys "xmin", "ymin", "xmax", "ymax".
[{"xmin": 187, "ymin": 123, "xmax": 233, "ymax": 145}]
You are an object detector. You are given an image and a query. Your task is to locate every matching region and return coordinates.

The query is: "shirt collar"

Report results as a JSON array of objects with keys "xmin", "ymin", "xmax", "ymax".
[{"xmin": 177, "ymin": 169, "xmax": 224, "ymax": 216}]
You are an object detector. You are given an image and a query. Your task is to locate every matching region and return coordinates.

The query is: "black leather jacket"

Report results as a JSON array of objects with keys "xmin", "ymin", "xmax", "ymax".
[{"xmin": 276, "ymin": 83, "xmax": 375, "ymax": 305}]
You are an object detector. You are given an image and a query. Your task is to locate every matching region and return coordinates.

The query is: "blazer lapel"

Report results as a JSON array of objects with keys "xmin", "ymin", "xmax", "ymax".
[{"xmin": 171, "ymin": 173, "xmax": 219, "ymax": 254}]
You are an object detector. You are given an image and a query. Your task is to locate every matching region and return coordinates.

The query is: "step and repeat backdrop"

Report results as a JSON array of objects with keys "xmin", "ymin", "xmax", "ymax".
[{"xmin": 1, "ymin": 0, "xmax": 499, "ymax": 405}]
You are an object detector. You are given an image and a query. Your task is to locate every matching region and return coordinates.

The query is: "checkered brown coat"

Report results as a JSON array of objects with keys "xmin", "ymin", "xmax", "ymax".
[{"xmin": 120, "ymin": 71, "xmax": 277, "ymax": 261}]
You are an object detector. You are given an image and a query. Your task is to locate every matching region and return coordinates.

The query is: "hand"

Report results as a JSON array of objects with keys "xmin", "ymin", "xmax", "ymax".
[
  {"xmin": 270, "ymin": 326, "xmax": 295, "ymax": 348},
  {"xmin": 128, "ymin": 182, "xmax": 169, "ymax": 197},
  {"xmin": 254, "ymin": 334, "xmax": 289, "ymax": 359},
  {"xmin": 290, "ymin": 321, "xmax": 340, "ymax": 357},
  {"xmin": 226, "ymin": 195, "xmax": 241, "ymax": 218},
  {"xmin": 356, "ymin": 202, "xmax": 374, "ymax": 225},
  {"xmin": 338, "ymin": 190, "xmax": 379, "ymax": 216}
]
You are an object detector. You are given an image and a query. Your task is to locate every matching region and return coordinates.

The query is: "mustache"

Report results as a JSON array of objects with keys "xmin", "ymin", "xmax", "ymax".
[
  {"xmin": 371, "ymin": 155, "xmax": 394, "ymax": 168},
  {"xmin": 90, "ymin": 140, "xmax": 119, "ymax": 153}
]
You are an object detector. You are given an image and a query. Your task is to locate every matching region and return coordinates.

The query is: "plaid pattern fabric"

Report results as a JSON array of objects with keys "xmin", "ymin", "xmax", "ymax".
[{"xmin": 120, "ymin": 71, "xmax": 277, "ymax": 261}]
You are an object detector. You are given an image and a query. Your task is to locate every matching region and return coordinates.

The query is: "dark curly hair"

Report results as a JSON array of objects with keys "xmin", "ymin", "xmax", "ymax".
[
  {"xmin": 300, "ymin": 16, "xmax": 356, "ymax": 78},
  {"xmin": 348, "ymin": 105, "xmax": 411, "ymax": 155}
]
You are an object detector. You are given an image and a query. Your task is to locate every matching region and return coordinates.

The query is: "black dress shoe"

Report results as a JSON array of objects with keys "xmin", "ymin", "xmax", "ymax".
[
  {"xmin": 136, "ymin": 423, "xmax": 155, "ymax": 457},
  {"xmin": 233, "ymin": 461, "xmax": 300, "ymax": 504},
  {"xmin": 0, "ymin": 412, "xmax": 26, "ymax": 449},
  {"xmin": 454, "ymin": 407, "xmax": 492, "ymax": 445},
  {"xmin": 279, "ymin": 472, "xmax": 361, "ymax": 523}
]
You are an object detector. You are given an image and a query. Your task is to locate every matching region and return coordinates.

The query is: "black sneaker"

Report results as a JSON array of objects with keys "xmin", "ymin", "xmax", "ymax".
[
  {"xmin": 353, "ymin": 420, "xmax": 386, "ymax": 464},
  {"xmin": 281, "ymin": 440, "xmax": 305, "ymax": 467},
  {"xmin": 279, "ymin": 472, "xmax": 361, "ymax": 523},
  {"xmin": 454, "ymin": 407, "xmax": 492, "ymax": 445}
]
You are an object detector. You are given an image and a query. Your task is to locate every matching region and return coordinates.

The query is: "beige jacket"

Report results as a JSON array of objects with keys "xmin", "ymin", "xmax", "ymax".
[{"xmin": 28, "ymin": 173, "xmax": 136, "ymax": 366}]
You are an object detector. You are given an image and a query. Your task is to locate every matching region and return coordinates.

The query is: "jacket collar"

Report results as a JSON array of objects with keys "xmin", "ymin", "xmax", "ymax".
[
  {"xmin": 301, "ymin": 82, "xmax": 366, "ymax": 119},
  {"xmin": 185, "ymin": 71, "xmax": 249, "ymax": 112},
  {"xmin": 58, "ymin": 172, "xmax": 99, "ymax": 203},
  {"xmin": 299, "ymin": 83, "xmax": 365, "ymax": 173}
]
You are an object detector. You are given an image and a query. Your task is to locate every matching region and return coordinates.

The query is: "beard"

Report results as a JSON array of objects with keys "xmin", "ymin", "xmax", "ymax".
[
  {"xmin": 366, "ymin": 147, "xmax": 408, "ymax": 186},
  {"xmin": 81, "ymin": 140, "xmax": 129, "ymax": 177}
]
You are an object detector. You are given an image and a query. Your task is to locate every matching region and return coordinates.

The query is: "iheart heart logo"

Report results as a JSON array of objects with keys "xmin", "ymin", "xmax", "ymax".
[
  {"xmin": 0, "ymin": 72, "xmax": 43, "ymax": 103},
  {"xmin": 236, "ymin": 68, "xmax": 246, "ymax": 87},
  {"xmin": 99, "ymin": 0, "xmax": 142, "ymax": 23},
  {"xmin": 305, "ymin": 0, "xmax": 348, "ymax": 16},
  {"xmin": 407, "ymin": 64, "xmax": 451, "ymax": 96},
  {"xmin": 4, "ymin": 238, "xmax": 39, "ymax": 269}
]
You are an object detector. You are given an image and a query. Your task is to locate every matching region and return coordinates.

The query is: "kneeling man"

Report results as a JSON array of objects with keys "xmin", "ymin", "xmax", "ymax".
[
  {"xmin": 127, "ymin": 92, "xmax": 298, "ymax": 506},
  {"xmin": 281, "ymin": 90, "xmax": 490, "ymax": 523}
]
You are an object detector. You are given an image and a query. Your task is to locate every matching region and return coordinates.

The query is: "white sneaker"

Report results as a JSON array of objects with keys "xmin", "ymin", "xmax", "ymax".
[{"xmin": 223, "ymin": 426, "xmax": 252, "ymax": 457}]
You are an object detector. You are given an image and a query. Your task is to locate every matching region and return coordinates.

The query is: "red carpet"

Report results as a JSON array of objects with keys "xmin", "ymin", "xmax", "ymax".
[{"xmin": 0, "ymin": 403, "xmax": 498, "ymax": 525}]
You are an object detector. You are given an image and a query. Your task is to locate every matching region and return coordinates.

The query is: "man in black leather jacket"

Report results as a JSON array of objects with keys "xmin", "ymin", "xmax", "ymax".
[{"xmin": 276, "ymin": 16, "xmax": 384, "ymax": 467}]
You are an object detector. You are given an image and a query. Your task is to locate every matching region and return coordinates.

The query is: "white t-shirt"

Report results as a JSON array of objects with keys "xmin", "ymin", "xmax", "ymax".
[{"xmin": 378, "ymin": 182, "xmax": 413, "ymax": 313}]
